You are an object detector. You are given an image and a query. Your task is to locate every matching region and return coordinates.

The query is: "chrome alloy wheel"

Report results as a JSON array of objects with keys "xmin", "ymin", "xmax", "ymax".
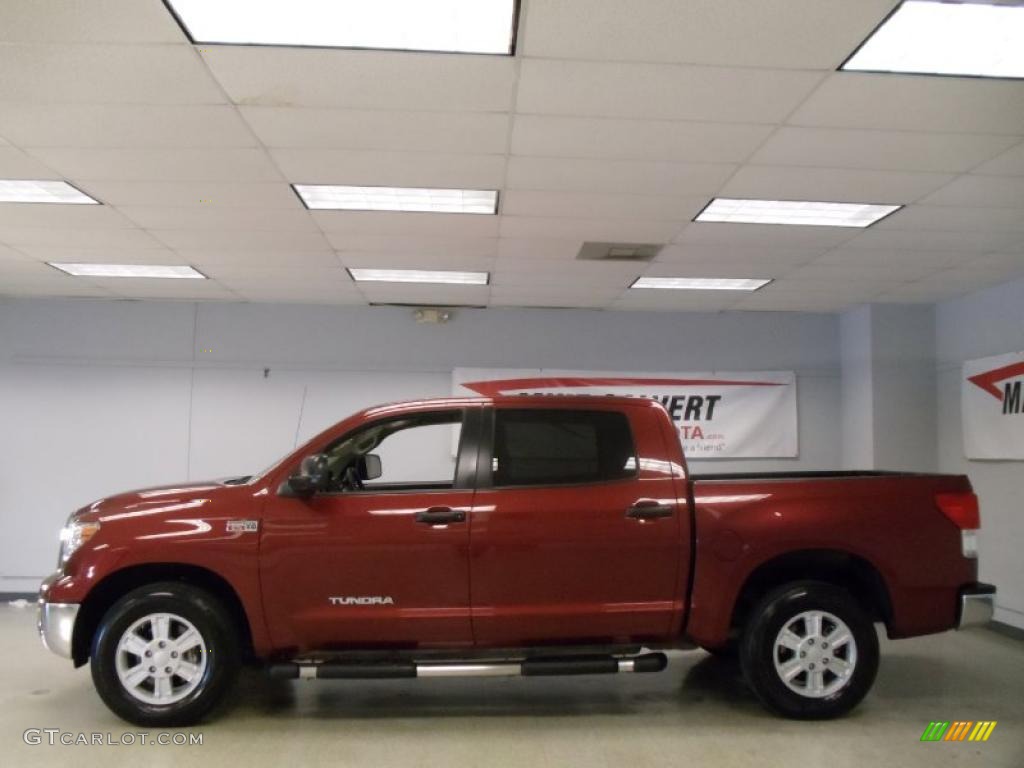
[
  {"xmin": 772, "ymin": 610, "xmax": 858, "ymax": 699},
  {"xmin": 114, "ymin": 613, "xmax": 208, "ymax": 705}
]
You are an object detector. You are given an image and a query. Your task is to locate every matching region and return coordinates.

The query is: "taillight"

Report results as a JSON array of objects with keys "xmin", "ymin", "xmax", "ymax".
[{"xmin": 936, "ymin": 492, "xmax": 980, "ymax": 559}]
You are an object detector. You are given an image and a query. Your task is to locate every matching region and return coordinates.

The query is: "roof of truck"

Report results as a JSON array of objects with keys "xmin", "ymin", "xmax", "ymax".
[{"xmin": 362, "ymin": 393, "xmax": 666, "ymax": 417}]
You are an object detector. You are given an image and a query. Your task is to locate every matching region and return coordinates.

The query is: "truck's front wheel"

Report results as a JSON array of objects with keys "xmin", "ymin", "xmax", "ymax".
[
  {"xmin": 90, "ymin": 582, "xmax": 239, "ymax": 726},
  {"xmin": 739, "ymin": 581, "xmax": 879, "ymax": 719}
]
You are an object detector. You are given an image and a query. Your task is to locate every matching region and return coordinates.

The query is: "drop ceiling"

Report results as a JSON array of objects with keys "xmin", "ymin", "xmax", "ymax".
[{"xmin": 0, "ymin": 0, "xmax": 1022, "ymax": 313}]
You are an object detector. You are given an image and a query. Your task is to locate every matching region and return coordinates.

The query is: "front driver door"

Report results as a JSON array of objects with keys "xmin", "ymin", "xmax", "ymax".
[{"xmin": 260, "ymin": 406, "xmax": 480, "ymax": 652}]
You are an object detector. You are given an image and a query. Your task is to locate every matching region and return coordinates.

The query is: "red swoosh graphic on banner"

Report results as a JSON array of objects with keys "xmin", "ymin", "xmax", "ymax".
[
  {"xmin": 462, "ymin": 376, "xmax": 785, "ymax": 397},
  {"xmin": 967, "ymin": 361, "xmax": 1024, "ymax": 401}
]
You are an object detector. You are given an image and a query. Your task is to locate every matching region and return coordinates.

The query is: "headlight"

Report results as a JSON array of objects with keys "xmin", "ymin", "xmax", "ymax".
[{"xmin": 58, "ymin": 521, "xmax": 101, "ymax": 566}]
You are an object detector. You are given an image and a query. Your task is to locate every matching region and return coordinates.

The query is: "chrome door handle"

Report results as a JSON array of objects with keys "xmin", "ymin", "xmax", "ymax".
[
  {"xmin": 415, "ymin": 507, "xmax": 467, "ymax": 525},
  {"xmin": 626, "ymin": 502, "xmax": 674, "ymax": 520}
]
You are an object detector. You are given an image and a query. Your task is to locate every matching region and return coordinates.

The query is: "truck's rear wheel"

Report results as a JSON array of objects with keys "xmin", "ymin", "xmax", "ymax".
[
  {"xmin": 90, "ymin": 582, "xmax": 239, "ymax": 726},
  {"xmin": 739, "ymin": 581, "xmax": 878, "ymax": 719}
]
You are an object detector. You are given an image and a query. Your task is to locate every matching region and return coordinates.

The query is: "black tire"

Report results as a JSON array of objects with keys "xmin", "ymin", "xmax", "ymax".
[
  {"xmin": 739, "ymin": 581, "xmax": 879, "ymax": 720},
  {"xmin": 90, "ymin": 582, "xmax": 240, "ymax": 726}
]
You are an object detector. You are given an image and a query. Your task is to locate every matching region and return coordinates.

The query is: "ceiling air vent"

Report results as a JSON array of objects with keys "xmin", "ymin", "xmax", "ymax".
[{"xmin": 576, "ymin": 242, "xmax": 662, "ymax": 263}]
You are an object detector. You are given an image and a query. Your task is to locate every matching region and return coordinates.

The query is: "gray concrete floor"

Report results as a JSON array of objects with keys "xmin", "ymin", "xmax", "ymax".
[{"xmin": 3, "ymin": 605, "xmax": 1022, "ymax": 767}]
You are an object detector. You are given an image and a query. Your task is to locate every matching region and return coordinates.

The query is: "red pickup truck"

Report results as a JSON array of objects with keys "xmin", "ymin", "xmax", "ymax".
[{"xmin": 38, "ymin": 395, "xmax": 995, "ymax": 726}]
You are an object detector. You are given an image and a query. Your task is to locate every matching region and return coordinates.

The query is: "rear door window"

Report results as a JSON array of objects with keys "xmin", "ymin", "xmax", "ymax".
[{"xmin": 492, "ymin": 409, "xmax": 637, "ymax": 487}]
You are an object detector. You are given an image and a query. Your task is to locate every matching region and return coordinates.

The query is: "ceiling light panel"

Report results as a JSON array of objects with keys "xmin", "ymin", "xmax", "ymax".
[
  {"xmin": 843, "ymin": 0, "xmax": 1024, "ymax": 78},
  {"xmin": 631, "ymin": 277, "xmax": 771, "ymax": 291},
  {"xmin": 49, "ymin": 263, "xmax": 206, "ymax": 279},
  {"xmin": 295, "ymin": 185, "xmax": 498, "ymax": 214},
  {"xmin": 166, "ymin": 0, "xmax": 518, "ymax": 55},
  {"xmin": 347, "ymin": 268, "xmax": 489, "ymax": 285},
  {"xmin": 0, "ymin": 180, "xmax": 99, "ymax": 205},
  {"xmin": 696, "ymin": 198, "xmax": 901, "ymax": 228}
]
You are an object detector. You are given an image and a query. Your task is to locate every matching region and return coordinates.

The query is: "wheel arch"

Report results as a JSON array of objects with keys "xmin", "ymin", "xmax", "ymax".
[
  {"xmin": 72, "ymin": 563, "xmax": 254, "ymax": 667},
  {"xmin": 729, "ymin": 549, "xmax": 893, "ymax": 640}
]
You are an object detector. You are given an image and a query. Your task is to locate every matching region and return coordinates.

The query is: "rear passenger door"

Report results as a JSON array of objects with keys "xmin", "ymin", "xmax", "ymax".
[{"xmin": 469, "ymin": 404, "xmax": 683, "ymax": 647}]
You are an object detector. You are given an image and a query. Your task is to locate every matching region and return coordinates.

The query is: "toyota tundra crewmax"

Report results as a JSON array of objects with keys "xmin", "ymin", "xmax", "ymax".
[{"xmin": 37, "ymin": 395, "xmax": 996, "ymax": 725}]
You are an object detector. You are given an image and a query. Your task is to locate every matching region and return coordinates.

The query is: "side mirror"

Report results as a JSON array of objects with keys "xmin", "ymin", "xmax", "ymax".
[
  {"xmin": 287, "ymin": 453, "xmax": 329, "ymax": 497},
  {"xmin": 358, "ymin": 453, "xmax": 382, "ymax": 481}
]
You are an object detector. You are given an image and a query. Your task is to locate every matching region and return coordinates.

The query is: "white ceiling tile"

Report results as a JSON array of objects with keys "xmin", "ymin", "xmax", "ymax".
[
  {"xmin": 0, "ymin": 147, "xmax": 61, "ymax": 179},
  {"xmin": 331, "ymin": 234, "xmax": 497, "ymax": 257},
  {"xmin": 656, "ymin": 243, "xmax": 824, "ymax": 266},
  {"xmin": 203, "ymin": 47, "xmax": 515, "ymax": 111},
  {"xmin": 357, "ymin": 284, "xmax": 491, "ymax": 306},
  {"xmin": 0, "ymin": 105, "xmax": 256, "ymax": 148},
  {"xmin": 0, "ymin": 227, "xmax": 165, "ymax": 249},
  {"xmin": 77, "ymin": 181, "xmax": 301, "ymax": 209},
  {"xmin": 642, "ymin": 261, "xmax": 792, "ymax": 279},
  {"xmin": 611, "ymin": 291, "xmax": 741, "ymax": 312},
  {"xmin": 918, "ymin": 176, "xmax": 1024, "ymax": 209},
  {"xmin": 315, "ymin": 211, "xmax": 499, "ymax": 238},
  {"xmin": 183, "ymin": 249, "xmax": 339, "ymax": 269},
  {"xmin": 506, "ymin": 157, "xmax": 734, "ymax": 195},
  {"xmin": 241, "ymin": 107, "xmax": 509, "ymax": 154},
  {"xmin": 872, "ymin": 284, "xmax": 966, "ymax": 303},
  {"xmin": 0, "ymin": 0, "xmax": 184, "ymax": 43},
  {"xmin": 674, "ymin": 222, "xmax": 859, "ymax": 249},
  {"xmin": 499, "ymin": 216, "xmax": 681, "ymax": 243},
  {"xmin": 722, "ymin": 165, "xmax": 954, "ymax": 205},
  {"xmin": 491, "ymin": 263, "xmax": 639, "ymax": 287},
  {"xmin": 730, "ymin": 292, "xmax": 861, "ymax": 312},
  {"xmin": 511, "ymin": 115, "xmax": 772, "ymax": 163},
  {"xmin": 971, "ymin": 141, "xmax": 1024, "ymax": 176},
  {"xmin": 200, "ymin": 264, "xmax": 351, "ymax": 285},
  {"xmin": 0, "ymin": 203, "xmax": 136, "ymax": 229},
  {"xmin": 840, "ymin": 228, "xmax": 1024, "ymax": 253},
  {"xmin": 92, "ymin": 278, "xmax": 241, "ymax": 301},
  {"xmin": 149, "ymin": 229, "xmax": 330, "ymax": 251},
  {"xmin": 522, "ymin": 0, "xmax": 896, "ymax": 69},
  {"xmin": 270, "ymin": 149, "xmax": 505, "ymax": 188},
  {"xmin": 26, "ymin": 148, "xmax": 283, "ymax": 182},
  {"xmin": 750, "ymin": 127, "xmax": 1019, "ymax": 173},
  {"xmin": 0, "ymin": 44, "xmax": 224, "ymax": 104},
  {"xmin": 815, "ymin": 248, "xmax": 966, "ymax": 269},
  {"xmin": 789, "ymin": 73, "xmax": 1024, "ymax": 134},
  {"xmin": 501, "ymin": 190, "xmax": 704, "ymax": 221},
  {"xmin": 497, "ymin": 239, "xmax": 586, "ymax": 261},
  {"xmin": 12, "ymin": 246, "xmax": 176, "ymax": 265},
  {"xmin": 338, "ymin": 252, "xmax": 491, "ymax": 272},
  {"xmin": 117, "ymin": 206, "xmax": 317, "ymax": 232},
  {"xmin": 517, "ymin": 59, "xmax": 824, "ymax": 122},
  {"xmin": 782, "ymin": 261, "xmax": 935, "ymax": 283},
  {"xmin": 875, "ymin": 205, "xmax": 1024, "ymax": 233}
]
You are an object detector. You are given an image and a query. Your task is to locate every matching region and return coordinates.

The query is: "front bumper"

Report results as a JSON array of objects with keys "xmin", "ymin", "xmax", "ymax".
[
  {"xmin": 37, "ymin": 576, "xmax": 79, "ymax": 660},
  {"xmin": 957, "ymin": 583, "xmax": 996, "ymax": 629}
]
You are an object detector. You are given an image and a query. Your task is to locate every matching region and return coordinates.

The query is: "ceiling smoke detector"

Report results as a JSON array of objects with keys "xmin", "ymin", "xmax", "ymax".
[
  {"xmin": 413, "ymin": 308, "xmax": 453, "ymax": 324},
  {"xmin": 576, "ymin": 242, "xmax": 663, "ymax": 263}
]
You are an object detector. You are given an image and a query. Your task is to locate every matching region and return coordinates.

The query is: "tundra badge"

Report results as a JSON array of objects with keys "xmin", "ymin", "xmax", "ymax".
[
  {"xmin": 226, "ymin": 520, "xmax": 259, "ymax": 533},
  {"xmin": 329, "ymin": 596, "xmax": 395, "ymax": 606}
]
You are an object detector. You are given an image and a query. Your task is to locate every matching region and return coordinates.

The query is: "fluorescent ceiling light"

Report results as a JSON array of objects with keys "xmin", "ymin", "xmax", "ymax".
[
  {"xmin": 348, "ymin": 268, "xmax": 489, "ymax": 285},
  {"xmin": 631, "ymin": 277, "xmax": 771, "ymax": 291},
  {"xmin": 165, "ymin": 0, "xmax": 518, "ymax": 55},
  {"xmin": 843, "ymin": 0, "xmax": 1024, "ymax": 78},
  {"xmin": 294, "ymin": 185, "xmax": 498, "ymax": 214},
  {"xmin": 696, "ymin": 198, "xmax": 901, "ymax": 228},
  {"xmin": 0, "ymin": 180, "xmax": 99, "ymax": 205},
  {"xmin": 49, "ymin": 263, "xmax": 206, "ymax": 279}
]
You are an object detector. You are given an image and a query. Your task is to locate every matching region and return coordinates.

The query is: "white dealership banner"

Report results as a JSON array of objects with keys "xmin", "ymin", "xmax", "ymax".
[
  {"xmin": 453, "ymin": 368, "xmax": 798, "ymax": 458},
  {"xmin": 963, "ymin": 351, "xmax": 1024, "ymax": 460}
]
